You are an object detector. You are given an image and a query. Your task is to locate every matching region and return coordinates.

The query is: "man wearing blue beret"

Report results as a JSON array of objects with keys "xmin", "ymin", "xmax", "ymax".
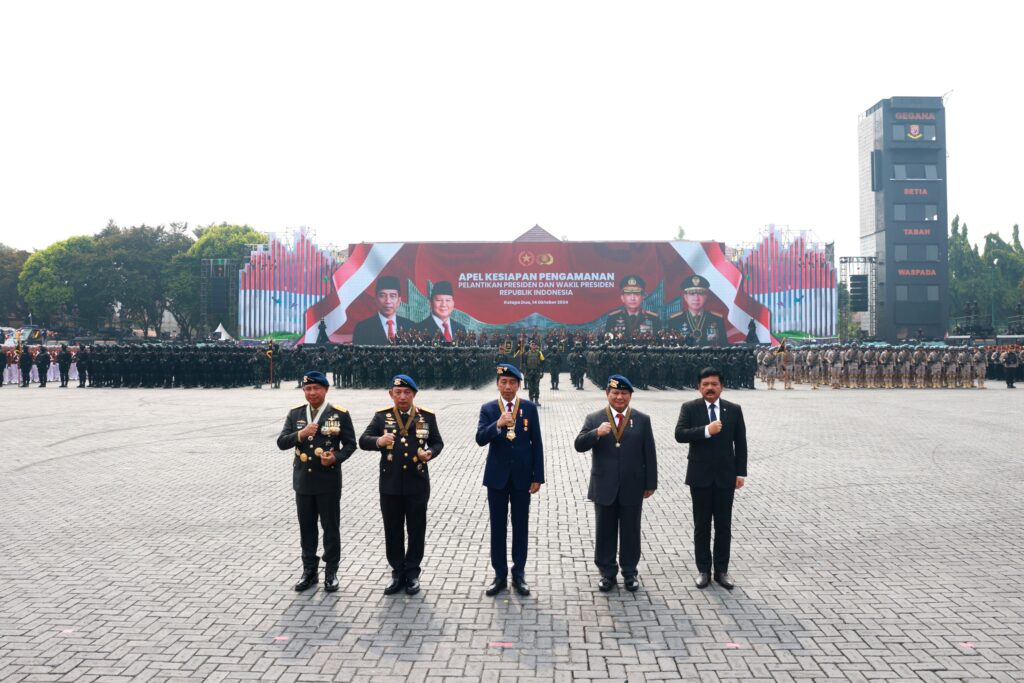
[
  {"xmin": 359, "ymin": 374, "xmax": 444, "ymax": 596},
  {"xmin": 476, "ymin": 364, "xmax": 545, "ymax": 597},
  {"xmin": 574, "ymin": 375, "xmax": 657, "ymax": 592},
  {"xmin": 276, "ymin": 371, "xmax": 357, "ymax": 592}
]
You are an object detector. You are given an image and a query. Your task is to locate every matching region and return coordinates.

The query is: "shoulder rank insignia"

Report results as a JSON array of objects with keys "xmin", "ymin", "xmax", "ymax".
[
  {"xmin": 378, "ymin": 406, "xmax": 394, "ymax": 413},
  {"xmin": 417, "ymin": 407, "xmax": 433, "ymax": 414},
  {"xmin": 332, "ymin": 404, "xmax": 348, "ymax": 412},
  {"xmin": 293, "ymin": 404, "xmax": 306, "ymax": 410},
  {"xmin": 669, "ymin": 311, "xmax": 686, "ymax": 319}
]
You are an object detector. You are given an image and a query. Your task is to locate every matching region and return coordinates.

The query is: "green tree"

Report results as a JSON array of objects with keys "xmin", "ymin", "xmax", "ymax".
[
  {"xmin": 0, "ymin": 243, "xmax": 31, "ymax": 325},
  {"xmin": 17, "ymin": 236, "xmax": 111, "ymax": 328},
  {"xmin": 948, "ymin": 215, "xmax": 1024, "ymax": 329},
  {"xmin": 96, "ymin": 222, "xmax": 193, "ymax": 337},
  {"xmin": 164, "ymin": 253, "xmax": 201, "ymax": 339},
  {"xmin": 188, "ymin": 222, "xmax": 265, "ymax": 260}
]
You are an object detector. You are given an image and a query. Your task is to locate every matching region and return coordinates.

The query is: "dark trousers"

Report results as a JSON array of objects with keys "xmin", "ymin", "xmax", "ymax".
[
  {"xmin": 20, "ymin": 366, "xmax": 31, "ymax": 386},
  {"xmin": 690, "ymin": 485, "xmax": 735, "ymax": 574},
  {"xmin": 1007, "ymin": 366, "xmax": 1017, "ymax": 387},
  {"xmin": 78, "ymin": 369, "xmax": 88, "ymax": 387},
  {"xmin": 487, "ymin": 483, "xmax": 532, "ymax": 579},
  {"xmin": 295, "ymin": 491, "xmax": 341, "ymax": 571},
  {"xmin": 37, "ymin": 368, "xmax": 48, "ymax": 386},
  {"xmin": 550, "ymin": 371, "xmax": 559, "ymax": 389},
  {"xmin": 594, "ymin": 499, "xmax": 643, "ymax": 579},
  {"xmin": 59, "ymin": 365, "xmax": 70, "ymax": 386},
  {"xmin": 381, "ymin": 493, "xmax": 429, "ymax": 579}
]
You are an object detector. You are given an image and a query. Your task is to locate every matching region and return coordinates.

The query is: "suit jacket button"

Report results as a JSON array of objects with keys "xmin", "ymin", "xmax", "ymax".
[
  {"xmin": 403, "ymin": 465, "xmax": 407, "ymax": 470},
  {"xmin": 307, "ymin": 468, "xmax": 312, "ymax": 472}
]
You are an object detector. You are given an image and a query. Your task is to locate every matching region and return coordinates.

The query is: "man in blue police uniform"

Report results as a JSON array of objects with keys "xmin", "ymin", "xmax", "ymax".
[
  {"xmin": 674, "ymin": 366, "xmax": 748, "ymax": 590},
  {"xmin": 475, "ymin": 364, "xmax": 545, "ymax": 597},
  {"xmin": 574, "ymin": 375, "xmax": 657, "ymax": 592},
  {"xmin": 276, "ymin": 371, "xmax": 357, "ymax": 592},
  {"xmin": 604, "ymin": 275, "xmax": 662, "ymax": 340},
  {"xmin": 352, "ymin": 276, "xmax": 414, "ymax": 345},
  {"xmin": 359, "ymin": 374, "xmax": 444, "ymax": 596}
]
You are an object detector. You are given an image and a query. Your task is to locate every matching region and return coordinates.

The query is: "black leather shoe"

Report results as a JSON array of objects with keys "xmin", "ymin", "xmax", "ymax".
[
  {"xmin": 485, "ymin": 577, "xmax": 507, "ymax": 596},
  {"xmin": 383, "ymin": 577, "xmax": 405, "ymax": 595},
  {"xmin": 598, "ymin": 577, "xmax": 616, "ymax": 592},
  {"xmin": 323, "ymin": 571, "xmax": 340, "ymax": 592},
  {"xmin": 511, "ymin": 576, "xmax": 530, "ymax": 596},
  {"xmin": 624, "ymin": 577, "xmax": 640, "ymax": 592},
  {"xmin": 405, "ymin": 578, "xmax": 421, "ymax": 595},
  {"xmin": 714, "ymin": 572, "xmax": 735, "ymax": 590},
  {"xmin": 293, "ymin": 570, "xmax": 317, "ymax": 592},
  {"xmin": 695, "ymin": 572, "xmax": 710, "ymax": 589}
]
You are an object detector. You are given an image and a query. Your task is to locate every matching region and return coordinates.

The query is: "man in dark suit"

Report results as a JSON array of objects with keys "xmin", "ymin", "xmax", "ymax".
[
  {"xmin": 276, "ymin": 371, "xmax": 358, "ymax": 592},
  {"xmin": 359, "ymin": 374, "xmax": 444, "ymax": 596},
  {"xmin": 352, "ymin": 276, "xmax": 414, "ymax": 345},
  {"xmin": 475, "ymin": 363, "xmax": 545, "ymax": 597},
  {"xmin": 674, "ymin": 366, "xmax": 747, "ymax": 590},
  {"xmin": 574, "ymin": 375, "xmax": 657, "ymax": 592},
  {"xmin": 415, "ymin": 281, "xmax": 467, "ymax": 343}
]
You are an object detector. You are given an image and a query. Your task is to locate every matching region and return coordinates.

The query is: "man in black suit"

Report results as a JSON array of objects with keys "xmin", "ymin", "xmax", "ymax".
[
  {"xmin": 415, "ymin": 281, "xmax": 466, "ymax": 343},
  {"xmin": 352, "ymin": 276, "xmax": 414, "ymax": 345},
  {"xmin": 359, "ymin": 374, "xmax": 444, "ymax": 596},
  {"xmin": 276, "ymin": 371, "xmax": 358, "ymax": 592},
  {"xmin": 674, "ymin": 366, "xmax": 747, "ymax": 590},
  {"xmin": 574, "ymin": 375, "xmax": 657, "ymax": 592}
]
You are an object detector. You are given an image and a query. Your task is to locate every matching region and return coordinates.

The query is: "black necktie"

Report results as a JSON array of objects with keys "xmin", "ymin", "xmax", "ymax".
[{"xmin": 708, "ymin": 403, "xmax": 716, "ymax": 423}]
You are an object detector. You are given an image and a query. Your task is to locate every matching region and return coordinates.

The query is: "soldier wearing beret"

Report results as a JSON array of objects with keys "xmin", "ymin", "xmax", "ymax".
[
  {"xmin": 276, "ymin": 371, "xmax": 357, "ymax": 592},
  {"xmin": 359, "ymin": 374, "xmax": 444, "ymax": 596},
  {"xmin": 352, "ymin": 276, "xmax": 414, "ymax": 345},
  {"xmin": 415, "ymin": 281, "xmax": 466, "ymax": 344},
  {"xmin": 667, "ymin": 275, "xmax": 729, "ymax": 347},
  {"xmin": 605, "ymin": 275, "xmax": 662, "ymax": 340},
  {"xmin": 574, "ymin": 375, "xmax": 657, "ymax": 592}
]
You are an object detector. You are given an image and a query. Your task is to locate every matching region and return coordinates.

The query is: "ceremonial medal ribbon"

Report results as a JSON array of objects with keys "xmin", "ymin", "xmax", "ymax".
[
  {"xmin": 499, "ymin": 397, "xmax": 520, "ymax": 440},
  {"xmin": 391, "ymin": 405, "xmax": 417, "ymax": 439},
  {"xmin": 604, "ymin": 406, "xmax": 631, "ymax": 448}
]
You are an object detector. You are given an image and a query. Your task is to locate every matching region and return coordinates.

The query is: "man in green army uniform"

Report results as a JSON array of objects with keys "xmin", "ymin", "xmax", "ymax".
[
  {"xmin": 667, "ymin": 275, "xmax": 728, "ymax": 347},
  {"xmin": 521, "ymin": 340, "xmax": 545, "ymax": 406},
  {"xmin": 605, "ymin": 275, "xmax": 662, "ymax": 341}
]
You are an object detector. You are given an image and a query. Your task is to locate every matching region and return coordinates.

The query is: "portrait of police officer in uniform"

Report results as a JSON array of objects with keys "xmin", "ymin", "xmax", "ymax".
[
  {"xmin": 359, "ymin": 374, "xmax": 444, "ymax": 596},
  {"xmin": 574, "ymin": 375, "xmax": 657, "ymax": 593},
  {"xmin": 605, "ymin": 275, "xmax": 662, "ymax": 339},
  {"xmin": 414, "ymin": 281, "xmax": 466, "ymax": 343},
  {"xmin": 352, "ymin": 275, "xmax": 414, "ymax": 345},
  {"xmin": 667, "ymin": 275, "xmax": 729, "ymax": 346},
  {"xmin": 276, "ymin": 371, "xmax": 357, "ymax": 592},
  {"xmin": 476, "ymin": 364, "xmax": 545, "ymax": 597}
]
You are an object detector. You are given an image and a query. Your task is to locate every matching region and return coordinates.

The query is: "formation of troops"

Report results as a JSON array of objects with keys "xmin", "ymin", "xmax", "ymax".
[
  {"xmin": 4, "ymin": 338, "xmax": 1020, "ymax": 392},
  {"xmin": 756, "ymin": 343, "xmax": 1021, "ymax": 390},
  {"xmin": 0, "ymin": 338, "xmax": 760, "ymax": 394}
]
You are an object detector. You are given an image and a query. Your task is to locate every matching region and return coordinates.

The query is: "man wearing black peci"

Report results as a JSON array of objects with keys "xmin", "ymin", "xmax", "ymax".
[
  {"xmin": 674, "ymin": 366, "xmax": 747, "ymax": 590},
  {"xmin": 276, "ymin": 371, "xmax": 357, "ymax": 593},
  {"xmin": 352, "ymin": 276, "xmax": 414, "ymax": 345},
  {"xmin": 359, "ymin": 374, "xmax": 444, "ymax": 596},
  {"xmin": 574, "ymin": 375, "xmax": 657, "ymax": 592}
]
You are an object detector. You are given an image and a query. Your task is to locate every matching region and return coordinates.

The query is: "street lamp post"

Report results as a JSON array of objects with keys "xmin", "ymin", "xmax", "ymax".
[{"xmin": 991, "ymin": 257, "xmax": 1000, "ymax": 332}]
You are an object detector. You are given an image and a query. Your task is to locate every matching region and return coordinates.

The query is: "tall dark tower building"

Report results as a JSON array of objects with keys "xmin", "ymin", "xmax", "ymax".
[{"xmin": 859, "ymin": 96, "xmax": 948, "ymax": 341}]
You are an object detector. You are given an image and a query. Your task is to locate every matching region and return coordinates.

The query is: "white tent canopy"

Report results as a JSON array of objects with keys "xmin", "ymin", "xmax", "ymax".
[{"xmin": 212, "ymin": 323, "xmax": 233, "ymax": 341}]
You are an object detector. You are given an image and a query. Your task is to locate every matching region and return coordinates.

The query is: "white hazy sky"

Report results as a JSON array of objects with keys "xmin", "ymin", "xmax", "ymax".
[{"xmin": 1, "ymin": 1, "xmax": 1021, "ymax": 258}]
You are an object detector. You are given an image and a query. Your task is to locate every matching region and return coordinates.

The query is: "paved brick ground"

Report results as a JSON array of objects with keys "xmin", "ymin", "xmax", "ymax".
[{"xmin": 2, "ymin": 379, "xmax": 1023, "ymax": 681}]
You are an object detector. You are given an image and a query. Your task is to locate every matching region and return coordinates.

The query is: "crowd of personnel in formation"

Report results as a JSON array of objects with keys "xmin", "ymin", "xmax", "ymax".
[
  {"xmin": 757, "ymin": 343, "xmax": 1021, "ymax": 390},
  {"xmin": 1, "ymin": 337, "xmax": 756, "ymax": 393}
]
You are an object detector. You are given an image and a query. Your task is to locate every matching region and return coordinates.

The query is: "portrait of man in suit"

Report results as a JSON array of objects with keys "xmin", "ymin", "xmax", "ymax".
[
  {"xmin": 574, "ymin": 374, "xmax": 657, "ymax": 592},
  {"xmin": 352, "ymin": 276, "xmax": 413, "ymax": 345},
  {"xmin": 674, "ymin": 366, "xmax": 747, "ymax": 591},
  {"xmin": 415, "ymin": 281, "xmax": 466, "ymax": 343}
]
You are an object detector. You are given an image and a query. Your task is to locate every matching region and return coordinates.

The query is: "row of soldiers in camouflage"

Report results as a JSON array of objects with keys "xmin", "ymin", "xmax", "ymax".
[
  {"xmin": 757, "ymin": 344, "xmax": 1021, "ymax": 390},
  {"xmin": 26, "ymin": 340, "xmax": 761, "ymax": 392}
]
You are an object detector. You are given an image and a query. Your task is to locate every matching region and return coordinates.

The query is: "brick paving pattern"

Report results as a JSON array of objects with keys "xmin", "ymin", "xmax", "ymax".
[{"xmin": 2, "ymin": 380, "xmax": 1023, "ymax": 681}]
